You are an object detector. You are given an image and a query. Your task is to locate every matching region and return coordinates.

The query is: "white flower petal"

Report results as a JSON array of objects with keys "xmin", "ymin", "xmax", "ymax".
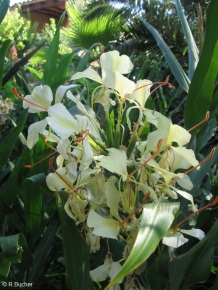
[
  {"xmin": 162, "ymin": 230, "xmax": 188, "ymax": 248},
  {"xmin": 112, "ymin": 72, "xmax": 135, "ymax": 98},
  {"xmin": 177, "ymin": 175, "xmax": 193, "ymax": 190},
  {"xmin": 23, "ymin": 85, "xmax": 52, "ymax": 113},
  {"xmin": 55, "ymin": 84, "xmax": 78, "ymax": 104},
  {"xmin": 57, "ymin": 139, "xmax": 71, "ymax": 160},
  {"xmin": 71, "ymin": 67, "xmax": 103, "ymax": 84},
  {"xmin": 47, "ymin": 103, "xmax": 79, "ymax": 139},
  {"xmin": 129, "ymin": 79, "xmax": 152, "ymax": 107},
  {"xmin": 144, "ymin": 109, "xmax": 163, "ymax": 127},
  {"xmin": 79, "ymin": 138, "xmax": 93, "ymax": 170},
  {"xmin": 105, "ymin": 176, "xmax": 121, "ymax": 220},
  {"xmin": 95, "ymin": 148, "xmax": 128, "ymax": 181},
  {"xmin": 100, "ymin": 50, "xmax": 133, "ymax": 74},
  {"xmin": 180, "ymin": 228, "xmax": 205, "ymax": 240},
  {"xmin": 46, "ymin": 168, "xmax": 75, "ymax": 192},
  {"xmin": 167, "ymin": 124, "xmax": 191, "ymax": 147},
  {"xmin": 171, "ymin": 146, "xmax": 199, "ymax": 171},
  {"xmin": 87, "ymin": 209, "xmax": 120, "ymax": 239},
  {"xmin": 174, "ymin": 188, "xmax": 196, "ymax": 209},
  {"xmin": 108, "ymin": 262, "xmax": 123, "ymax": 282},
  {"xmin": 26, "ymin": 119, "xmax": 47, "ymax": 149},
  {"xmin": 90, "ymin": 262, "xmax": 110, "ymax": 282}
]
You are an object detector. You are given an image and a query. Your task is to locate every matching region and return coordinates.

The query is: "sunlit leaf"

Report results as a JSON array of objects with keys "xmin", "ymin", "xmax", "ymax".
[{"xmin": 107, "ymin": 202, "xmax": 179, "ymax": 288}]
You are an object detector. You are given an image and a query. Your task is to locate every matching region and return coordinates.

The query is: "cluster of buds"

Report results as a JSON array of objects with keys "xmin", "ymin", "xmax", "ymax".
[
  {"xmin": 13, "ymin": 50, "xmax": 216, "ymax": 288},
  {"xmin": 0, "ymin": 95, "xmax": 14, "ymax": 124}
]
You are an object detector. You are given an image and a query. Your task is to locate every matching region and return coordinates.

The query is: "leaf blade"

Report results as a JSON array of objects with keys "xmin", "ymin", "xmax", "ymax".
[
  {"xmin": 141, "ymin": 18, "xmax": 190, "ymax": 92},
  {"xmin": 107, "ymin": 202, "xmax": 180, "ymax": 288}
]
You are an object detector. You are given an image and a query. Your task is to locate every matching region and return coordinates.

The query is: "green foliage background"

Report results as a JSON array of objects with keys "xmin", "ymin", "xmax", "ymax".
[{"xmin": 0, "ymin": 0, "xmax": 217, "ymax": 289}]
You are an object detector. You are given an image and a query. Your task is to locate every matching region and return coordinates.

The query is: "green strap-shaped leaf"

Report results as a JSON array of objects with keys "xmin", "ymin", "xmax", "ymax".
[
  {"xmin": 169, "ymin": 219, "xmax": 218, "ymax": 290},
  {"xmin": 0, "ymin": 109, "xmax": 28, "ymax": 175},
  {"xmin": 184, "ymin": 0, "xmax": 218, "ymax": 130},
  {"xmin": 0, "ymin": 0, "xmax": 9, "ymax": 24},
  {"xmin": 0, "ymin": 39, "xmax": 11, "ymax": 86},
  {"xmin": 174, "ymin": 0, "xmax": 199, "ymax": 80},
  {"xmin": 0, "ymin": 233, "xmax": 33, "ymax": 278},
  {"xmin": 75, "ymin": 43, "xmax": 100, "ymax": 72},
  {"xmin": 2, "ymin": 41, "xmax": 45, "ymax": 86},
  {"xmin": 141, "ymin": 18, "xmax": 190, "ymax": 92},
  {"xmin": 107, "ymin": 202, "xmax": 180, "ymax": 288},
  {"xmin": 58, "ymin": 191, "xmax": 93, "ymax": 290},
  {"xmin": 27, "ymin": 215, "xmax": 60, "ymax": 283},
  {"xmin": 52, "ymin": 52, "xmax": 74, "ymax": 93},
  {"xmin": 43, "ymin": 11, "xmax": 66, "ymax": 89}
]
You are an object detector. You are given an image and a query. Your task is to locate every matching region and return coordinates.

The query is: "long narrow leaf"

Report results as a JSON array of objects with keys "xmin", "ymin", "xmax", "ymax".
[
  {"xmin": 169, "ymin": 219, "xmax": 218, "ymax": 290},
  {"xmin": 0, "ymin": 233, "xmax": 33, "ymax": 278},
  {"xmin": 107, "ymin": 202, "xmax": 180, "ymax": 288},
  {"xmin": 27, "ymin": 215, "xmax": 60, "ymax": 283},
  {"xmin": 141, "ymin": 18, "xmax": 190, "ymax": 92},
  {"xmin": 58, "ymin": 191, "xmax": 93, "ymax": 290},
  {"xmin": 43, "ymin": 11, "xmax": 66, "ymax": 88},
  {"xmin": 0, "ymin": 0, "xmax": 9, "ymax": 24},
  {"xmin": 0, "ymin": 39, "xmax": 11, "ymax": 86},
  {"xmin": 174, "ymin": 0, "xmax": 199, "ymax": 79},
  {"xmin": 2, "ymin": 41, "xmax": 45, "ymax": 86},
  {"xmin": 184, "ymin": 0, "xmax": 218, "ymax": 129},
  {"xmin": 52, "ymin": 52, "xmax": 74, "ymax": 92},
  {"xmin": 0, "ymin": 109, "xmax": 28, "ymax": 175}
]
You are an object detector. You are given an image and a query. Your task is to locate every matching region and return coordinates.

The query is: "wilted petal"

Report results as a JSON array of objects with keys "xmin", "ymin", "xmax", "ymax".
[
  {"xmin": 95, "ymin": 148, "xmax": 128, "ymax": 181},
  {"xmin": 26, "ymin": 119, "xmax": 47, "ymax": 149},
  {"xmin": 87, "ymin": 209, "xmax": 120, "ymax": 239},
  {"xmin": 23, "ymin": 85, "xmax": 52, "ymax": 113},
  {"xmin": 71, "ymin": 67, "xmax": 103, "ymax": 84}
]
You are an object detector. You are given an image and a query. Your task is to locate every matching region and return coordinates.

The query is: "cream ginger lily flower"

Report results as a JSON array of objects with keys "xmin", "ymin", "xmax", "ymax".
[
  {"xmin": 23, "ymin": 84, "xmax": 78, "ymax": 113},
  {"xmin": 95, "ymin": 148, "xmax": 128, "ymax": 181},
  {"xmin": 146, "ymin": 114, "xmax": 199, "ymax": 171},
  {"xmin": 87, "ymin": 209, "xmax": 120, "ymax": 240},
  {"xmin": 71, "ymin": 50, "xmax": 135, "ymax": 98},
  {"xmin": 24, "ymin": 85, "xmax": 78, "ymax": 148}
]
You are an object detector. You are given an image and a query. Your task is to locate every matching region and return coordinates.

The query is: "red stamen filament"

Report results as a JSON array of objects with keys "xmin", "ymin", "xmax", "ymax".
[
  {"xmin": 75, "ymin": 129, "xmax": 89, "ymax": 142},
  {"xmin": 49, "ymin": 158, "xmax": 75, "ymax": 192},
  {"xmin": 128, "ymin": 137, "xmax": 164, "ymax": 178},
  {"xmin": 12, "ymin": 87, "xmax": 48, "ymax": 111},
  {"xmin": 25, "ymin": 136, "xmax": 58, "ymax": 168},
  {"xmin": 188, "ymin": 111, "xmax": 210, "ymax": 132},
  {"xmin": 120, "ymin": 192, "xmax": 150, "ymax": 226},
  {"xmin": 170, "ymin": 147, "xmax": 215, "ymax": 185},
  {"xmin": 41, "ymin": 136, "xmax": 58, "ymax": 151},
  {"xmin": 132, "ymin": 79, "xmax": 174, "ymax": 95},
  {"xmin": 24, "ymin": 151, "xmax": 57, "ymax": 168},
  {"xmin": 174, "ymin": 196, "xmax": 218, "ymax": 230}
]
